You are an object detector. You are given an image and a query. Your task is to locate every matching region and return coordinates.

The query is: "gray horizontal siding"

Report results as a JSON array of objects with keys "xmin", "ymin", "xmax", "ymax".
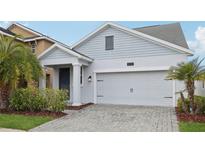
[
  {"xmin": 74, "ymin": 27, "xmax": 180, "ymax": 60},
  {"xmin": 45, "ymin": 48, "xmax": 73, "ymax": 60}
]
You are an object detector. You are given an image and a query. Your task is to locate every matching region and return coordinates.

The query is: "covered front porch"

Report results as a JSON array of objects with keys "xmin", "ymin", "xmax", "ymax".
[{"xmin": 38, "ymin": 44, "xmax": 93, "ymax": 106}]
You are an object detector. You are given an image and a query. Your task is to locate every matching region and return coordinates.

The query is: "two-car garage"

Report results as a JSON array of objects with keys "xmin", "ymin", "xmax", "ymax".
[{"xmin": 96, "ymin": 71, "xmax": 174, "ymax": 107}]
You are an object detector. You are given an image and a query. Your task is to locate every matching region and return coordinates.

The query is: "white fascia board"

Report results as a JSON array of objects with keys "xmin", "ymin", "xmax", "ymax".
[
  {"xmin": 71, "ymin": 22, "xmax": 193, "ymax": 55},
  {"xmin": 23, "ymin": 36, "xmax": 46, "ymax": 42},
  {"xmin": 0, "ymin": 31, "xmax": 24, "ymax": 41},
  {"xmin": 38, "ymin": 44, "xmax": 57, "ymax": 59},
  {"xmin": 41, "ymin": 57, "xmax": 78, "ymax": 66},
  {"xmin": 55, "ymin": 44, "xmax": 93, "ymax": 62},
  {"xmin": 38, "ymin": 43, "xmax": 93, "ymax": 62},
  {"xmin": 23, "ymin": 36, "xmax": 57, "ymax": 44},
  {"xmin": 94, "ymin": 66, "xmax": 170, "ymax": 73},
  {"xmin": 0, "ymin": 31, "xmax": 14, "ymax": 38}
]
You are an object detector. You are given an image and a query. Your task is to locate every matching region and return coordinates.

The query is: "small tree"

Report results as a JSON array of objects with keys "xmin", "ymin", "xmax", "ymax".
[
  {"xmin": 0, "ymin": 35, "xmax": 42, "ymax": 108},
  {"xmin": 167, "ymin": 57, "xmax": 205, "ymax": 114}
]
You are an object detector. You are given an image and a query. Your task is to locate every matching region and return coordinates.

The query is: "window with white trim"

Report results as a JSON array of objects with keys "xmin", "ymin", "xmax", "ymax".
[
  {"xmin": 30, "ymin": 41, "xmax": 36, "ymax": 53},
  {"xmin": 105, "ymin": 36, "xmax": 114, "ymax": 50},
  {"xmin": 202, "ymin": 81, "xmax": 205, "ymax": 88}
]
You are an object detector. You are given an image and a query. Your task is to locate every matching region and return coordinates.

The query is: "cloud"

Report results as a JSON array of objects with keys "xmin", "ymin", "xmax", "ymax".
[{"xmin": 188, "ymin": 26, "xmax": 205, "ymax": 56}]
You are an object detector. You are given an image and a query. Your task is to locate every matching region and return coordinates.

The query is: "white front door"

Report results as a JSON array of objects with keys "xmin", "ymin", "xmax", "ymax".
[{"xmin": 96, "ymin": 71, "xmax": 173, "ymax": 106}]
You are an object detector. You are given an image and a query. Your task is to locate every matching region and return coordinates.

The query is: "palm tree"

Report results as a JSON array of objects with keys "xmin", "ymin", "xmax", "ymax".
[
  {"xmin": 167, "ymin": 57, "xmax": 205, "ymax": 114},
  {"xmin": 0, "ymin": 35, "xmax": 42, "ymax": 108}
]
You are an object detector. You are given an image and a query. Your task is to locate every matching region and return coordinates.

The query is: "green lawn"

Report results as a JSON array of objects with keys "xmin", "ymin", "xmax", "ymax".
[
  {"xmin": 179, "ymin": 121, "xmax": 205, "ymax": 132},
  {"xmin": 0, "ymin": 114, "xmax": 54, "ymax": 131}
]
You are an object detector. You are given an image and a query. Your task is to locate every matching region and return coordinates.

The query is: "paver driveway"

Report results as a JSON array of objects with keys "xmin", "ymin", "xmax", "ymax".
[{"xmin": 30, "ymin": 104, "xmax": 179, "ymax": 132}]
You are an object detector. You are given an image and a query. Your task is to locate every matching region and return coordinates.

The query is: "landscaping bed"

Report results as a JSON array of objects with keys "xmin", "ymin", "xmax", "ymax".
[
  {"xmin": 176, "ymin": 107, "xmax": 205, "ymax": 132},
  {"xmin": 65, "ymin": 103, "xmax": 94, "ymax": 110},
  {"xmin": 176, "ymin": 107, "xmax": 205, "ymax": 123}
]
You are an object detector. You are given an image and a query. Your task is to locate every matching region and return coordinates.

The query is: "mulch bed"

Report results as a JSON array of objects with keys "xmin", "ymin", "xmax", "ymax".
[
  {"xmin": 65, "ymin": 103, "xmax": 94, "ymax": 110},
  {"xmin": 0, "ymin": 109, "xmax": 67, "ymax": 118},
  {"xmin": 0, "ymin": 103, "xmax": 94, "ymax": 118},
  {"xmin": 176, "ymin": 107, "xmax": 205, "ymax": 123}
]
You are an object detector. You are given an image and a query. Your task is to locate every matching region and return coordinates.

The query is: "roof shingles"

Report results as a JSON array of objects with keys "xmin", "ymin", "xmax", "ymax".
[
  {"xmin": 134, "ymin": 22, "xmax": 189, "ymax": 49},
  {"xmin": 0, "ymin": 26, "xmax": 15, "ymax": 36}
]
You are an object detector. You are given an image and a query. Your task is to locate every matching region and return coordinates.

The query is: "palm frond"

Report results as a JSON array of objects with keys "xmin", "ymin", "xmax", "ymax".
[
  {"xmin": 166, "ymin": 57, "xmax": 205, "ymax": 81},
  {"xmin": 0, "ymin": 34, "xmax": 42, "ymax": 89}
]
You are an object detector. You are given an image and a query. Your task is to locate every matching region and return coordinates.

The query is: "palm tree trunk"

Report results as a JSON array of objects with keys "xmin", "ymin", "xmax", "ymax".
[
  {"xmin": 186, "ymin": 80, "xmax": 195, "ymax": 114},
  {"xmin": 0, "ymin": 84, "xmax": 10, "ymax": 109},
  {"xmin": 179, "ymin": 91, "xmax": 189, "ymax": 113}
]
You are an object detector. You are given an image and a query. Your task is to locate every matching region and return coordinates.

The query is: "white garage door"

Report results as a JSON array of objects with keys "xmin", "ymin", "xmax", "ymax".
[{"xmin": 96, "ymin": 71, "xmax": 173, "ymax": 106}]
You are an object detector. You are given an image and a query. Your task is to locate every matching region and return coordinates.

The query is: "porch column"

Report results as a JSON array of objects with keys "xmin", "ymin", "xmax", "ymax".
[
  {"xmin": 172, "ymin": 79, "xmax": 176, "ymax": 107},
  {"xmin": 72, "ymin": 63, "xmax": 82, "ymax": 106},
  {"xmin": 52, "ymin": 68, "xmax": 59, "ymax": 89}
]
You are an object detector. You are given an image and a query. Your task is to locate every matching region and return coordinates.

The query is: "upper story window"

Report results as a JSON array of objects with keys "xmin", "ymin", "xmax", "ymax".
[
  {"xmin": 30, "ymin": 41, "xmax": 36, "ymax": 53},
  {"xmin": 105, "ymin": 36, "xmax": 114, "ymax": 50}
]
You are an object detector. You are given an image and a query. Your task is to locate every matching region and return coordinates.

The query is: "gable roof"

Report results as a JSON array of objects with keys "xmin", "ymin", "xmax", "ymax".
[
  {"xmin": 134, "ymin": 22, "xmax": 189, "ymax": 49},
  {"xmin": 0, "ymin": 26, "xmax": 25, "ymax": 42},
  {"xmin": 71, "ymin": 22, "xmax": 193, "ymax": 55},
  {"xmin": 38, "ymin": 43, "xmax": 93, "ymax": 62},
  {"xmin": 7, "ymin": 22, "xmax": 43, "ymax": 36},
  {"xmin": 6, "ymin": 22, "xmax": 71, "ymax": 47},
  {"xmin": 4, "ymin": 23, "xmax": 93, "ymax": 61},
  {"xmin": 0, "ymin": 26, "xmax": 15, "ymax": 36}
]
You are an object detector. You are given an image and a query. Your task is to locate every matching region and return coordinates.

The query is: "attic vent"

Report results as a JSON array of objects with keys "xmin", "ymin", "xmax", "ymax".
[{"xmin": 127, "ymin": 62, "xmax": 134, "ymax": 66}]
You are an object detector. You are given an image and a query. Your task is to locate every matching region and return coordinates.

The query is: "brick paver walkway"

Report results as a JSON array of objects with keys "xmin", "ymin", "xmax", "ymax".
[{"xmin": 30, "ymin": 104, "xmax": 179, "ymax": 132}]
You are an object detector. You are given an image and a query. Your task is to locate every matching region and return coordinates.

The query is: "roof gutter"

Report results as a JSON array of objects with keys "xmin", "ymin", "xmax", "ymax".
[{"xmin": 0, "ymin": 31, "xmax": 24, "ymax": 41}]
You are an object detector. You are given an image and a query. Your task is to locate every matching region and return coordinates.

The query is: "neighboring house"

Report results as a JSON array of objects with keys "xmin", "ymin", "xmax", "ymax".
[
  {"xmin": 0, "ymin": 23, "xmax": 63, "ymax": 87},
  {"xmin": 195, "ymin": 81, "xmax": 205, "ymax": 96},
  {"xmin": 37, "ymin": 22, "xmax": 194, "ymax": 107}
]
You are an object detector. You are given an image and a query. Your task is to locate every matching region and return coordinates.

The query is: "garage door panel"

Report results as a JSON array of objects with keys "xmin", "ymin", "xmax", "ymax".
[{"xmin": 96, "ymin": 71, "xmax": 173, "ymax": 106}]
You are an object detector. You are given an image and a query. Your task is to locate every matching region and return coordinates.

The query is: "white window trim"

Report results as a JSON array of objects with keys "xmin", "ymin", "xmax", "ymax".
[{"xmin": 30, "ymin": 41, "xmax": 37, "ymax": 53}]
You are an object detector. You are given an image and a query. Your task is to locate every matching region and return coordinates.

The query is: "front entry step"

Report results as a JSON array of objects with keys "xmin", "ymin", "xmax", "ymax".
[{"xmin": 65, "ymin": 103, "xmax": 94, "ymax": 110}]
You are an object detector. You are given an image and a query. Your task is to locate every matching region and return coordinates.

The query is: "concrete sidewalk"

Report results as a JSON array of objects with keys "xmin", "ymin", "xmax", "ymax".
[{"xmin": 0, "ymin": 128, "xmax": 25, "ymax": 132}]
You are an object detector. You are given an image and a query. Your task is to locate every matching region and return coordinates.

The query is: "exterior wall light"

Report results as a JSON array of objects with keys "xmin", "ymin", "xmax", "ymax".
[
  {"xmin": 88, "ymin": 76, "xmax": 92, "ymax": 82},
  {"xmin": 43, "ymin": 66, "xmax": 48, "ymax": 72}
]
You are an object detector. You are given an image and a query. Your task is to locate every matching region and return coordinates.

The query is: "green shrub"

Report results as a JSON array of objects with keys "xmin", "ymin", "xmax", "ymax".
[
  {"xmin": 177, "ymin": 95, "xmax": 205, "ymax": 114},
  {"xmin": 195, "ymin": 95, "xmax": 205, "ymax": 114},
  {"xmin": 177, "ymin": 97, "xmax": 190, "ymax": 113},
  {"xmin": 44, "ymin": 89, "xmax": 68, "ymax": 112},
  {"xmin": 9, "ymin": 88, "xmax": 68, "ymax": 112},
  {"xmin": 9, "ymin": 87, "xmax": 46, "ymax": 112}
]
